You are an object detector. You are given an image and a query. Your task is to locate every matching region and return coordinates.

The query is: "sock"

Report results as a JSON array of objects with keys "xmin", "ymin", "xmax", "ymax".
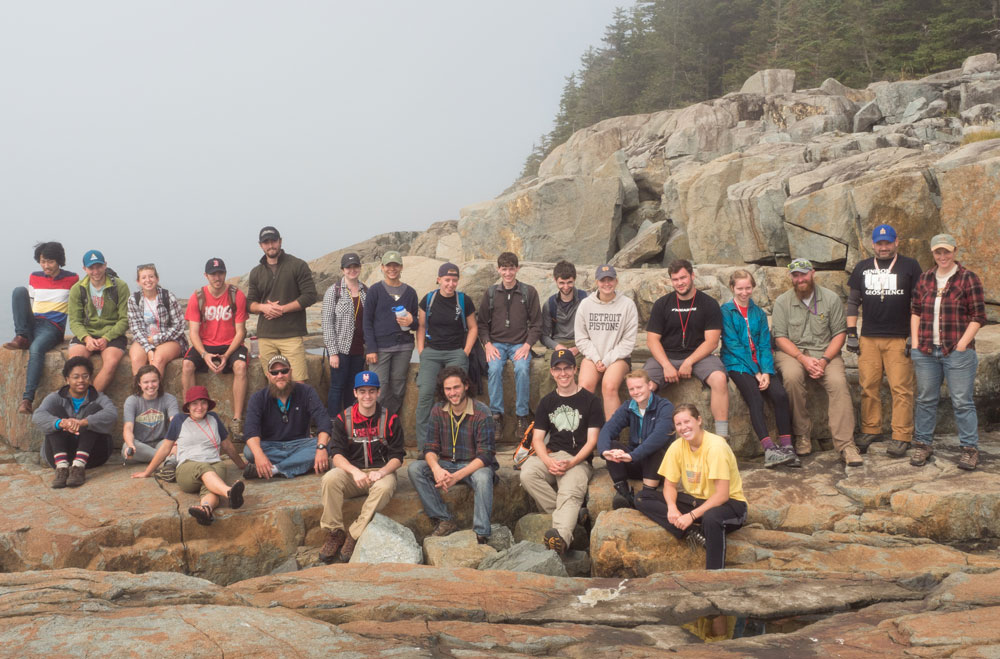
[
  {"xmin": 54, "ymin": 452, "xmax": 68, "ymax": 469},
  {"xmin": 715, "ymin": 421, "xmax": 729, "ymax": 437},
  {"xmin": 760, "ymin": 437, "xmax": 776, "ymax": 450},
  {"xmin": 778, "ymin": 434, "xmax": 792, "ymax": 447},
  {"xmin": 72, "ymin": 451, "xmax": 89, "ymax": 468}
]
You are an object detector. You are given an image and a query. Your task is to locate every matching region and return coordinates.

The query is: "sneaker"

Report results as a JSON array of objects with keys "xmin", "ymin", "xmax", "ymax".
[
  {"xmin": 516, "ymin": 415, "xmax": 532, "ymax": 436},
  {"xmin": 910, "ymin": 443, "xmax": 933, "ymax": 467},
  {"xmin": 780, "ymin": 445, "xmax": 802, "ymax": 468},
  {"xmin": 3, "ymin": 335, "xmax": 29, "ymax": 350},
  {"xmin": 431, "ymin": 519, "xmax": 459, "ymax": 537},
  {"xmin": 230, "ymin": 417, "xmax": 244, "ymax": 442},
  {"xmin": 612, "ymin": 483, "xmax": 635, "ymax": 510},
  {"xmin": 66, "ymin": 465, "xmax": 86, "ymax": 488},
  {"xmin": 318, "ymin": 528, "xmax": 346, "ymax": 564},
  {"xmin": 686, "ymin": 527, "xmax": 707, "ymax": 550},
  {"xmin": 958, "ymin": 447, "xmax": 980, "ymax": 471},
  {"xmin": 243, "ymin": 461, "xmax": 258, "ymax": 480},
  {"xmin": 794, "ymin": 435, "xmax": 812, "ymax": 456},
  {"xmin": 476, "ymin": 534, "xmax": 490, "ymax": 545},
  {"xmin": 155, "ymin": 461, "xmax": 177, "ymax": 482},
  {"xmin": 17, "ymin": 399, "xmax": 32, "ymax": 415},
  {"xmin": 841, "ymin": 445, "xmax": 864, "ymax": 467},
  {"xmin": 543, "ymin": 528, "xmax": 567, "ymax": 555},
  {"xmin": 886, "ymin": 440, "xmax": 910, "ymax": 458},
  {"xmin": 855, "ymin": 433, "xmax": 881, "ymax": 454},
  {"xmin": 339, "ymin": 533, "xmax": 358, "ymax": 562},
  {"xmin": 52, "ymin": 467, "xmax": 69, "ymax": 489},
  {"xmin": 764, "ymin": 446, "xmax": 793, "ymax": 468}
]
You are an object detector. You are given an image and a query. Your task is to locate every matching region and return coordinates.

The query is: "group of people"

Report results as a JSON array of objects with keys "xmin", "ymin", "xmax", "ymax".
[{"xmin": 6, "ymin": 221, "xmax": 985, "ymax": 569}]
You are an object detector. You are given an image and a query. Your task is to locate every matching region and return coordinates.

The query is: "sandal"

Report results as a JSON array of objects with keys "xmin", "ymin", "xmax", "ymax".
[
  {"xmin": 188, "ymin": 504, "xmax": 214, "ymax": 526},
  {"xmin": 228, "ymin": 480, "xmax": 245, "ymax": 509}
]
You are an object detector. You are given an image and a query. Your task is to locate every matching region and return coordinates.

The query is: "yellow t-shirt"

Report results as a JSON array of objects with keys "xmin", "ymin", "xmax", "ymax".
[{"xmin": 658, "ymin": 431, "xmax": 746, "ymax": 503}]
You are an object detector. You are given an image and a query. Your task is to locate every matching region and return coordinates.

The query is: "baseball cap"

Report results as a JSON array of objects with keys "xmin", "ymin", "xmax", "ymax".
[
  {"xmin": 550, "ymin": 349, "xmax": 576, "ymax": 368},
  {"xmin": 340, "ymin": 252, "xmax": 361, "ymax": 268},
  {"xmin": 872, "ymin": 224, "xmax": 897, "ymax": 243},
  {"xmin": 438, "ymin": 262, "xmax": 460, "ymax": 278},
  {"xmin": 267, "ymin": 355, "xmax": 291, "ymax": 372},
  {"xmin": 381, "ymin": 250, "xmax": 403, "ymax": 265},
  {"xmin": 204, "ymin": 257, "xmax": 227, "ymax": 274},
  {"xmin": 787, "ymin": 258, "xmax": 814, "ymax": 274},
  {"xmin": 82, "ymin": 250, "xmax": 106, "ymax": 267},
  {"xmin": 258, "ymin": 226, "xmax": 281, "ymax": 242},
  {"xmin": 354, "ymin": 370, "xmax": 381, "ymax": 388},
  {"xmin": 595, "ymin": 264, "xmax": 617, "ymax": 280},
  {"xmin": 930, "ymin": 234, "xmax": 957, "ymax": 251}
]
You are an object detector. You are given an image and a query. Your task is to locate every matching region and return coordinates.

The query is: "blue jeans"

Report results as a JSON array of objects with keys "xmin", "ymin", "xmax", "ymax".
[
  {"xmin": 407, "ymin": 459, "xmax": 494, "ymax": 537},
  {"xmin": 12, "ymin": 287, "xmax": 65, "ymax": 401},
  {"xmin": 243, "ymin": 437, "xmax": 323, "ymax": 478},
  {"xmin": 327, "ymin": 353, "xmax": 366, "ymax": 418},
  {"xmin": 486, "ymin": 342, "xmax": 531, "ymax": 416},
  {"xmin": 912, "ymin": 347, "xmax": 979, "ymax": 448}
]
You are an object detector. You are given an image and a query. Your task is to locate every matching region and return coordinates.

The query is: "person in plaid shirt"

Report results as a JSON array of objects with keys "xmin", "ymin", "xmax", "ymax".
[
  {"xmin": 407, "ymin": 365, "xmax": 498, "ymax": 543},
  {"xmin": 909, "ymin": 233, "xmax": 986, "ymax": 471},
  {"xmin": 127, "ymin": 264, "xmax": 187, "ymax": 377}
]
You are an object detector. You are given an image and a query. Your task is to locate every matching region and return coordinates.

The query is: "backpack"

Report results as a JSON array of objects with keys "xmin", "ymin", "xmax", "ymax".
[
  {"xmin": 423, "ymin": 290, "xmax": 467, "ymax": 339},
  {"xmin": 78, "ymin": 274, "xmax": 121, "ymax": 326},
  {"xmin": 133, "ymin": 289, "xmax": 175, "ymax": 326},
  {"xmin": 546, "ymin": 289, "xmax": 588, "ymax": 329},
  {"xmin": 195, "ymin": 285, "xmax": 238, "ymax": 320},
  {"xmin": 344, "ymin": 407, "xmax": 391, "ymax": 446},
  {"xmin": 512, "ymin": 420, "xmax": 549, "ymax": 470}
]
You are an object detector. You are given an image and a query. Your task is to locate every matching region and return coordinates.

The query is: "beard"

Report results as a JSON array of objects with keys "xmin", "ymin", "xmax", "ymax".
[
  {"xmin": 268, "ymin": 380, "xmax": 293, "ymax": 398},
  {"xmin": 795, "ymin": 280, "xmax": 815, "ymax": 299}
]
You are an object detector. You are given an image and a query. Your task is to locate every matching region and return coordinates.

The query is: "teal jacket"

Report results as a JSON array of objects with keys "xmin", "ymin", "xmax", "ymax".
[
  {"xmin": 68, "ymin": 274, "xmax": 131, "ymax": 341},
  {"xmin": 720, "ymin": 299, "xmax": 775, "ymax": 375}
]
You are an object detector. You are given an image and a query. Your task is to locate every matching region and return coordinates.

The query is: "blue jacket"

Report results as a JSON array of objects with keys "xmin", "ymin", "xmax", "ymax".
[
  {"xmin": 720, "ymin": 299, "xmax": 775, "ymax": 375},
  {"xmin": 596, "ymin": 393, "xmax": 674, "ymax": 463}
]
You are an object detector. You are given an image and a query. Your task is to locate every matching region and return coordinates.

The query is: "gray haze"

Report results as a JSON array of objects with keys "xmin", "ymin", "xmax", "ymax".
[{"xmin": 1, "ymin": 1, "xmax": 623, "ymax": 337}]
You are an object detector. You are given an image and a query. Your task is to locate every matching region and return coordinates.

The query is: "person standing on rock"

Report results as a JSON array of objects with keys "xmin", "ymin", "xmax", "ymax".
[
  {"xmin": 182, "ymin": 257, "xmax": 250, "ymax": 440},
  {"xmin": 772, "ymin": 259, "xmax": 864, "ymax": 466},
  {"xmin": 519, "ymin": 349, "xmax": 604, "ymax": 555},
  {"xmin": 575, "ymin": 264, "xmax": 638, "ymax": 420},
  {"xmin": 540, "ymin": 260, "xmax": 587, "ymax": 356},
  {"xmin": 4, "ymin": 241, "xmax": 79, "ymax": 415},
  {"xmin": 597, "ymin": 369, "xmax": 675, "ymax": 510},
  {"xmin": 478, "ymin": 251, "xmax": 542, "ymax": 436},
  {"xmin": 33, "ymin": 356, "xmax": 117, "ymax": 488},
  {"xmin": 318, "ymin": 371, "xmax": 405, "ymax": 563},
  {"xmin": 846, "ymin": 224, "xmax": 923, "ymax": 459},
  {"xmin": 643, "ymin": 259, "xmax": 730, "ymax": 438},
  {"xmin": 242, "ymin": 355, "xmax": 334, "ymax": 479},
  {"xmin": 362, "ymin": 250, "xmax": 418, "ymax": 418},
  {"xmin": 909, "ymin": 234, "xmax": 986, "ymax": 471},
  {"xmin": 321, "ymin": 252, "xmax": 369, "ymax": 418},
  {"xmin": 635, "ymin": 403, "xmax": 748, "ymax": 570},
  {"xmin": 66, "ymin": 249, "xmax": 130, "ymax": 392},
  {"xmin": 415, "ymin": 262, "xmax": 477, "ymax": 453},
  {"xmin": 247, "ymin": 226, "xmax": 318, "ymax": 380},
  {"xmin": 407, "ymin": 366, "xmax": 498, "ymax": 544}
]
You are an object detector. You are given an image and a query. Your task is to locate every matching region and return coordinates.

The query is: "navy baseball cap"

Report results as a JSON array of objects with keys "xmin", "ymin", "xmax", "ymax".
[
  {"xmin": 872, "ymin": 224, "xmax": 897, "ymax": 243},
  {"xmin": 354, "ymin": 371, "xmax": 380, "ymax": 388},
  {"xmin": 550, "ymin": 349, "xmax": 576, "ymax": 368},
  {"xmin": 595, "ymin": 264, "xmax": 617, "ymax": 280}
]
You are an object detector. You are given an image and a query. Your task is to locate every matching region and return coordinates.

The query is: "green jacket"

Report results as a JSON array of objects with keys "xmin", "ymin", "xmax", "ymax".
[
  {"xmin": 246, "ymin": 250, "xmax": 318, "ymax": 338},
  {"xmin": 68, "ymin": 274, "xmax": 131, "ymax": 341}
]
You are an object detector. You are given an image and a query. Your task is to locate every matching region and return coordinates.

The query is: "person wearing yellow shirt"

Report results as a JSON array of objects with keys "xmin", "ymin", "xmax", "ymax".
[{"xmin": 635, "ymin": 403, "xmax": 748, "ymax": 569}]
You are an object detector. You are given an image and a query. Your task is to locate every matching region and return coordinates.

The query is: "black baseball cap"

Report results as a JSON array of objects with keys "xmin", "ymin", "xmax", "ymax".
[
  {"xmin": 259, "ymin": 226, "xmax": 281, "ymax": 242},
  {"xmin": 341, "ymin": 252, "xmax": 361, "ymax": 268},
  {"xmin": 205, "ymin": 257, "xmax": 227, "ymax": 274},
  {"xmin": 550, "ymin": 349, "xmax": 576, "ymax": 368}
]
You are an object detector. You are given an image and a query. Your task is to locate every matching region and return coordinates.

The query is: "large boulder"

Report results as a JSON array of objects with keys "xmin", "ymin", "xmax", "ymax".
[
  {"xmin": 590, "ymin": 508, "xmax": 704, "ymax": 577},
  {"xmin": 350, "ymin": 513, "xmax": 423, "ymax": 565},
  {"xmin": 962, "ymin": 52, "xmax": 999, "ymax": 75},
  {"xmin": 478, "ymin": 540, "xmax": 568, "ymax": 577},
  {"xmin": 960, "ymin": 79, "xmax": 1000, "ymax": 112},
  {"xmin": 875, "ymin": 82, "xmax": 943, "ymax": 123},
  {"xmin": 423, "ymin": 529, "xmax": 497, "ymax": 568},
  {"xmin": 740, "ymin": 69, "xmax": 796, "ymax": 95},
  {"xmin": 609, "ymin": 219, "xmax": 668, "ymax": 267}
]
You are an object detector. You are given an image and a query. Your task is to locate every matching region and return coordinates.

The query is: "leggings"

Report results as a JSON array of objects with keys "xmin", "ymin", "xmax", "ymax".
[
  {"xmin": 727, "ymin": 371, "xmax": 792, "ymax": 441},
  {"xmin": 636, "ymin": 490, "xmax": 748, "ymax": 569},
  {"xmin": 42, "ymin": 429, "xmax": 113, "ymax": 468},
  {"xmin": 604, "ymin": 440, "xmax": 667, "ymax": 485}
]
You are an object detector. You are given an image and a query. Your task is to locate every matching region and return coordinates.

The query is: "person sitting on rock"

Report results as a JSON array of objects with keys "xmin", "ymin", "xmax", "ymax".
[
  {"xmin": 642, "ymin": 259, "xmax": 730, "ymax": 438},
  {"xmin": 597, "ymin": 369, "xmax": 675, "ymax": 510},
  {"xmin": 540, "ymin": 260, "xmax": 587, "ymax": 356},
  {"xmin": 575, "ymin": 264, "xmax": 638, "ymax": 420},
  {"xmin": 122, "ymin": 365, "xmax": 180, "ymax": 475},
  {"xmin": 318, "ymin": 370, "xmax": 405, "ymax": 564},
  {"xmin": 407, "ymin": 366, "xmax": 498, "ymax": 543},
  {"xmin": 132, "ymin": 385, "xmax": 247, "ymax": 526},
  {"xmin": 519, "ymin": 349, "xmax": 603, "ymax": 554},
  {"xmin": 67, "ymin": 249, "xmax": 130, "ymax": 392},
  {"xmin": 33, "ymin": 356, "xmax": 117, "ymax": 488},
  {"xmin": 126, "ymin": 263, "xmax": 187, "ymax": 377},
  {"xmin": 242, "ymin": 355, "xmax": 334, "ymax": 479},
  {"xmin": 635, "ymin": 403, "xmax": 748, "ymax": 570},
  {"xmin": 4, "ymin": 241, "xmax": 79, "ymax": 415}
]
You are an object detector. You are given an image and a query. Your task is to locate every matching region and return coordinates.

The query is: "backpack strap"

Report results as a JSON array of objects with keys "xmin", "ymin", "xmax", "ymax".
[
  {"xmin": 456, "ymin": 292, "xmax": 467, "ymax": 332},
  {"xmin": 196, "ymin": 287, "xmax": 207, "ymax": 318},
  {"xmin": 423, "ymin": 290, "xmax": 437, "ymax": 338},
  {"xmin": 227, "ymin": 285, "xmax": 238, "ymax": 317}
]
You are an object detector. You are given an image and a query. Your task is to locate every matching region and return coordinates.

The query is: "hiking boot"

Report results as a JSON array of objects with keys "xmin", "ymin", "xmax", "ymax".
[
  {"xmin": 612, "ymin": 483, "xmax": 635, "ymax": 510},
  {"xmin": 516, "ymin": 415, "xmax": 532, "ymax": 436},
  {"xmin": 17, "ymin": 399, "xmax": 32, "ymax": 415},
  {"xmin": 431, "ymin": 519, "xmax": 459, "ymax": 537},
  {"xmin": 230, "ymin": 417, "xmax": 244, "ymax": 442},
  {"xmin": 66, "ymin": 465, "xmax": 86, "ymax": 488},
  {"xmin": 243, "ymin": 461, "xmax": 258, "ymax": 480},
  {"xmin": 477, "ymin": 534, "xmax": 490, "ymax": 545},
  {"xmin": 910, "ymin": 443, "xmax": 933, "ymax": 467},
  {"xmin": 544, "ymin": 528, "xmax": 567, "ymax": 555},
  {"xmin": 318, "ymin": 529, "xmax": 346, "ymax": 564},
  {"xmin": 780, "ymin": 445, "xmax": 802, "ymax": 468},
  {"xmin": 958, "ymin": 447, "xmax": 980, "ymax": 471},
  {"xmin": 52, "ymin": 467, "xmax": 69, "ymax": 489},
  {"xmin": 491, "ymin": 413, "xmax": 504, "ymax": 429},
  {"xmin": 855, "ymin": 433, "xmax": 881, "ymax": 454},
  {"xmin": 155, "ymin": 461, "xmax": 177, "ymax": 482},
  {"xmin": 686, "ymin": 527, "xmax": 707, "ymax": 550},
  {"xmin": 339, "ymin": 533, "xmax": 358, "ymax": 562},
  {"xmin": 841, "ymin": 445, "xmax": 864, "ymax": 467},
  {"xmin": 577, "ymin": 505, "xmax": 592, "ymax": 531},
  {"xmin": 886, "ymin": 440, "xmax": 910, "ymax": 458},
  {"xmin": 764, "ymin": 446, "xmax": 793, "ymax": 468},
  {"xmin": 794, "ymin": 435, "xmax": 812, "ymax": 456},
  {"xmin": 3, "ymin": 335, "xmax": 29, "ymax": 350}
]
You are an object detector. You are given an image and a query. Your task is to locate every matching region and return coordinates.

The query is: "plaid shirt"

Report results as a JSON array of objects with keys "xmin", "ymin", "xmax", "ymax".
[
  {"xmin": 911, "ymin": 263, "xmax": 986, "ymax": 356},
  {"xmin": 321, "ymin": 277, "xmax": 368, "ymax": 355},
  {"xmin": 127, "ymin": 288, "xmax": 188, "ymax": 353},
  {"xmin": 424, "ymin": 397, "xmax": 497, "ymax": 469}
]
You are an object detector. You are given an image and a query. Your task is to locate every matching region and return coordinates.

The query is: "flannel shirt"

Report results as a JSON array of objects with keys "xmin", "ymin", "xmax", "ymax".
[
  {"xmin": 911, "ymin": 263, "xmax": 986, "ymax": 356},
  {"xmin": 321, "ymin": 277, "xmax": 368, "ymax": 356},
  {"xmin": 424, "ymin": 397, "xmax": 497, "ymax": 469},
  {"xmin": 127, "ymin": 287, "xmax": 188, "ymax": 353}
]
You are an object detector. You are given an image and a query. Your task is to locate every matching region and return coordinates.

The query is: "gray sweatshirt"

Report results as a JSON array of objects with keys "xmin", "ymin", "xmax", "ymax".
[
  {"xmin": 574, "ymin": 291, "xmax": 639, "ymax": 365},
  {"xmin": 33, "ymin": 385, "xmax": 118, "ymax": 435}
]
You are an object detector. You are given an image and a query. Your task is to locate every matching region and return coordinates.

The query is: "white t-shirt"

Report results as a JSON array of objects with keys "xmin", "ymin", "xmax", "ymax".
[
  {"xmin": 165, "ymin": 412, "xmax": 229, "ymax": 465},
  {"xmin": 932, "ymin": 267, "xmax": 956, "ymax": 346}
]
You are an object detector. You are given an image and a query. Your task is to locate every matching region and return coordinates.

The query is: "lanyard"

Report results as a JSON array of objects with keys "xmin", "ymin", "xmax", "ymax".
[
  {"xmin": 192, "ymin": 417, "xmax": 219, "ymax": 452},
  {"xmin": 877, "ymin": 254, "xmax": 897, "ymax": 302},
  {"xmin": 449, "ymin": 406, "xmax": 468, "ymax": 457},
  {"xmin": 675, "ymin": 294, "xmax": 695, "ymax": 349}
]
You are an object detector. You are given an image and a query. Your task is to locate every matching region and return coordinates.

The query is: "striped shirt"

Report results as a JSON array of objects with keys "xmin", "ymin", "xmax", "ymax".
[{"xmin": 29, "ymin": 269, "xmax": 79, "ymax": 327}]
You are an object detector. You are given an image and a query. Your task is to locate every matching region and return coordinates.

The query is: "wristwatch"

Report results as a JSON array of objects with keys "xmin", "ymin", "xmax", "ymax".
[
  {"xmin": 316, "ymin": 444, "xmax": 327, "ymax": 450},
  {"xmin": 818, "ymin": 356, "xmax": 829, "ymax": 363}
]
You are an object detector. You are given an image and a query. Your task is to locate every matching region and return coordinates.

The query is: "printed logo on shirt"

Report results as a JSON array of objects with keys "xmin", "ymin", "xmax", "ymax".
[
  {"xmin": 548, "ymin": 405, "xmax": 582, "ymax": 433},
  {"xmin": 863, "ymin": 269, "xmax": 902, "ymax": 296},
  {"xmin": 671, "ymin": 305, "xmax": 697, "ymax": 313},
  {"xmin": 204, "ymin": 303, "xmax": 234, "ymax": 322},
  {"xmin": 135, "ymin": 408, "xmax": 165, "ymax": 430},
  {"xmin": 685, "ymin": 468, "xmax": 702, "ymax": 485},
  {"xmin": 587, "ymin": 312, "xmax": 622, "ymax": 332}
]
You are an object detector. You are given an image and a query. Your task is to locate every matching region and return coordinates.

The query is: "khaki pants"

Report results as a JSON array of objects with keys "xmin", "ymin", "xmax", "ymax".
[
  {"xmin": 858, "ymin": 336, "xmax": 914, "ymax": 442},
  {"xmin": 319, "ymin": 467, "xmax": 398, "ymax": 540},
  {"xmin": 258, "ymin": 336, "xmax": 308, "ymax": 381},
  {"xmin": 774, "ymin": 352, "xmax": 856, "ymax": 453},
  {"xmin": 519, "ymin": 451, "xmax": 592, "ymax": 543}
]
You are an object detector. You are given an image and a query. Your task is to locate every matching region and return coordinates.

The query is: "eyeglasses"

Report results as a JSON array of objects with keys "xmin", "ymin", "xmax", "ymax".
[
  {"xmin": 269, "ymin": 367, "xmax": 290, "ymax": 376},
  {"xmin": 136, "ymin": 263, "xmax": 156, "ymax": 271}
]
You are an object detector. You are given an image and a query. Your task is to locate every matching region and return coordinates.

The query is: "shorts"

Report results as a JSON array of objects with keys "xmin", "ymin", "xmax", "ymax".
[
  {"xmin": 184, "ymin": 344, "xmax": 249, "ymax": 374},
  {"xmin": 643, "ymin": 354, "xmax": 725, "ymax": 387},
  {"xmin": 69, "ymin": 335, "xmax": 127, "ymax": 351},
  {"xmin": 176, "ymin": 460, "xmax": 227, "ymax": 496}
]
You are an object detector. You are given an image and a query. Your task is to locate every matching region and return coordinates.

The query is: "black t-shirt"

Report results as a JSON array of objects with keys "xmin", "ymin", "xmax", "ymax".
[
  {"xmin": 419, "ymin": 290, "xmax": 476, "ymax": 350},
  {"xmin": 848, "ymin": 255, "xmax": 923, "ymax": 337},
  {"xmin": 646, "ymin": 290, "xmax": 723, "ymax": 359},
  {"xmin": 533, "ymin": 388, "xmax": 604, "ymax": 458}
]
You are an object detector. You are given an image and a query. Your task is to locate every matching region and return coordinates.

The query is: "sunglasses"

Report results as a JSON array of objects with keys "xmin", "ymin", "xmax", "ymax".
[{"xmin": 269, "ymin": 367, "xmax": 290, "ymax": 376}]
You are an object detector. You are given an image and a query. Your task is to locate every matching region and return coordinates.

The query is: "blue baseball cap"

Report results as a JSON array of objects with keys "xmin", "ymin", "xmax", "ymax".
[
  {"xmin": 82, "ymin": 250, "xmax": 106, "ymax": 267},
  {"xmin": 354, "ymin": 371, "xmax": 380, "ymax": 388},
  {"xmin": 872, "ymin": 224, "xmax": 897, "ymax": 243}
]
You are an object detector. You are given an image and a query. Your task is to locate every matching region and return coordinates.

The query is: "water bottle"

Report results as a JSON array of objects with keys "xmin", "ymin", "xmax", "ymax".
[{"xmin": 250, "ymin": 335, "xmax": 259, "ymax": 359}]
